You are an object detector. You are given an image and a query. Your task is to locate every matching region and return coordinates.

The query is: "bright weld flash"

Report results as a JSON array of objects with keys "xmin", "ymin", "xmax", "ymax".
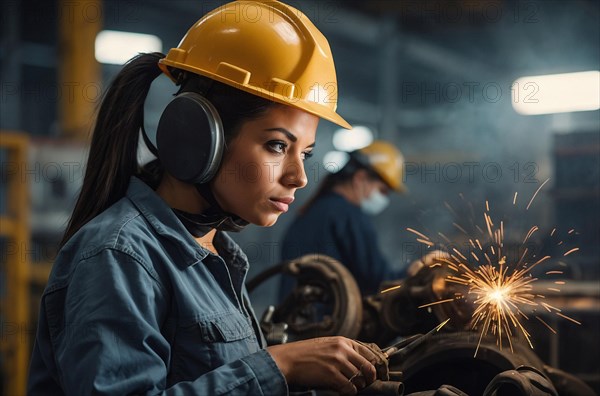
[
  {"xmin": 408, "ymin": 181, "xmax": 582, "ymax": 358},
  {"xmin": 488, "ymin": 287, "xmax": 508, "ymax": 304}
]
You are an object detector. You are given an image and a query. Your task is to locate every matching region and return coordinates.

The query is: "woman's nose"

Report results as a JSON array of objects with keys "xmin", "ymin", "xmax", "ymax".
[{"xmin": 282, "ymin": 158, "xmax": 308, "ymax": 189}]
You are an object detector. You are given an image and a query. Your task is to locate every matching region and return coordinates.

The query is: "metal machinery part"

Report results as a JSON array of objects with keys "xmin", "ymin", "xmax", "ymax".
[
  {"xmin": 247, "ymin": 254, "xmax": 363, "ymax": 342},
  {"xmin": 388, "ymin": 332, "xmax": 550, "ymax": 395},
  {"xmin": 377, "ymin": 264, "xmax": 471, "ymax": 339},
  {"xmin": 248, "ymin": 254, "xmax": 596, "ymax": 395},
  {"xmin": 359, "ymin": 265, "xmax": 467, "ymax": 344},
  {"xmin": 375, "ymin": 257, "xmax": 595, "ymax": 395}
]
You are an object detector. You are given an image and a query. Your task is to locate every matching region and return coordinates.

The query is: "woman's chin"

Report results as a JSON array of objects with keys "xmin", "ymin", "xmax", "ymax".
[{"xmin": 252, "ymin": 214, "xmax": 281, "ymax": 227}]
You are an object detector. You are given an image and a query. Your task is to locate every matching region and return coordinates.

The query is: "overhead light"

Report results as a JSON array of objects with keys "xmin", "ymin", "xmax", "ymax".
[
  {"xmin": 322, "ymin": 151, "xmax": 350, "ymax": 173},
  {"xmin": 512, "ymin": 71, "xmax": 600, "ymax": 115},
  {"xmin": 95, "ymin": 30, "xmax": 162, "ymax": 65},
  {"xmin": 332, "ymin": 125, "xmax": 374, "ymax": 152}
]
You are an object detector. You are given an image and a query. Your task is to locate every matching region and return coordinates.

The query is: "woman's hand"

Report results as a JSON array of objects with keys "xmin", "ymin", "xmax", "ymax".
[{"xmin": 267, "ymin": 336, "xmax": 378, "ymax": 395}]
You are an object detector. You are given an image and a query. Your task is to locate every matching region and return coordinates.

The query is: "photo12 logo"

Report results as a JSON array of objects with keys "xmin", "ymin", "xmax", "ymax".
[{"xmin": 403, "ymin": 162, "xmax": 539, "ymax": 184}]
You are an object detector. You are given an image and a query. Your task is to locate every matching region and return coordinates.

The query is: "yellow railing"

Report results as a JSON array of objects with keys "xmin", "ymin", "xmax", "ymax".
[{"xmin": 0, "ymin": 131, "xmax": 30, "ymax": 396}]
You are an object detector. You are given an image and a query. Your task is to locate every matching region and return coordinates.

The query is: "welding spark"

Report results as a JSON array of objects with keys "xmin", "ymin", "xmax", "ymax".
[
  {"xmin": 563, "ymin": 248, "xmax": 579, "ymax": 256},
  {"xmin": 380, "ymin": 284, "xmax": 402, "ymax": 294},
  {"xmin": 455, "ymin": 261, "xmax": 540, "ymax": 356},
  {"xmin": 418, "ymin": 298, "xmax": 456, "ymax": 309},
  {"xmin": 408, "ymin": 179, "xmax": 581, "ymax": 357},
  {"xmin": 526, "ymin": 178, "xmax": 550, "ymax": 210}
]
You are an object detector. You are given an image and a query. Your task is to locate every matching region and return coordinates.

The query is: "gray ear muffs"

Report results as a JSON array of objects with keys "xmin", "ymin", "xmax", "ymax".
[{"xmin": 156, "ymin": 92, "xmax": 224, "ymax": 184}]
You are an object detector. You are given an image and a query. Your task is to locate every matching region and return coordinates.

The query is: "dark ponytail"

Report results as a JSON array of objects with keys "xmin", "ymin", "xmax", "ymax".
[{"xmin": 60, "ymin": 52, "xmax": 165, "ymax": 247}]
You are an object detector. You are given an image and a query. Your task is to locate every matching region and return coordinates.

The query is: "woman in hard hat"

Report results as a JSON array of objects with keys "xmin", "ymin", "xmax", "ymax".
[
  {"xmin": 280, "ymin": 140, "xmax": 406, "ymax": 296},
  {"xmin": 28, "ymin": 1, "xmax": 381, "ymax": 395}
]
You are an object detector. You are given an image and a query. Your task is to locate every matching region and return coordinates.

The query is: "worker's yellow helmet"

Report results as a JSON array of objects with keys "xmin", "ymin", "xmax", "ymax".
[
  {"xmin": 159, "ymin": 0, "xmax": 351, "ymax": 129},
  {"xmin": 358, "ymin": 140, "xmax": 406, "ymax": 192}
]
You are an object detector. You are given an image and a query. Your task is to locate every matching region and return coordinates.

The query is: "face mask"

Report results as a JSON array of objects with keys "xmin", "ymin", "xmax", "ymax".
[{"xmin": 360, "ymin": 189, "xmax": 390, "ymax": 215}]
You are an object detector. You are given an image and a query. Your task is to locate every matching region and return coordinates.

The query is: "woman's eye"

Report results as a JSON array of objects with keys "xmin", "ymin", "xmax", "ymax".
[
  {"xmin": 267, "ymin": 141, "xmax": 313, "ymax": 161},
  {"xmin": 267, "ymin": 141, "xmax": 287, "ymax": 154},
  {"xmin": 302, "ymin": 151, "xmax": 314, "ymax": 161}
]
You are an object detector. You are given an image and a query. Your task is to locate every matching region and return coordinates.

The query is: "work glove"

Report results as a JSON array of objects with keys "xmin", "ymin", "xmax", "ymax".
[{"xmin": 355, "ymin": 341, "xmax": 390, "ymax": 381}]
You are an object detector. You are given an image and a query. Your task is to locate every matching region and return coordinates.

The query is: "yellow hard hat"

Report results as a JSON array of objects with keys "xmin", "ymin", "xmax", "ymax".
[
  {"xmin": 159, "ymin": 0, "xmax": 351, "ymax": 129},
  {"xmin": 358, "ymin": 140, "xmax": 406, "ymax": 192}
]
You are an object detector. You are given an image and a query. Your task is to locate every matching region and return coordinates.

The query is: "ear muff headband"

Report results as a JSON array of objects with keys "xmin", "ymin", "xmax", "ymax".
[{"xmin": 156, "ymin": 92, "xmax": 224, "ymax": 184}]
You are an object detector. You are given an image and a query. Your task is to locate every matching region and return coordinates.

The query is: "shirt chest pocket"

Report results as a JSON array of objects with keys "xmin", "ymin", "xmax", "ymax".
[
  {"xmin": 170, "ymin": 310, "xmax": 259, "ymax": 382},
  {"xmin": 198, "ymin": 311, "xmax": 255, "ymax": 343}
]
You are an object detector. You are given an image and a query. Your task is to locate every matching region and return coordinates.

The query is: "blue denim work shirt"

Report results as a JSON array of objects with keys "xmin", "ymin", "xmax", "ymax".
[{"xmin": 28, "ymin": 177, "xmax": 287, "ymax": 395}]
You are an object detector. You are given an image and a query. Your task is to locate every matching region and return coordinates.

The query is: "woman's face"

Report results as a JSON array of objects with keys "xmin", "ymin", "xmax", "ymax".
[
  {"xmin": 355, "ymin": 171, "xmax": 390, "ymax": 200},
  {"xmin": 212, "ymin": 105, "xmax": 319, "ymax": 226}
]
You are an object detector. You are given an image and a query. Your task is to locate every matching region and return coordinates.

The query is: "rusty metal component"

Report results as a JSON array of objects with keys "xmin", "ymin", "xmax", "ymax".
[
  {"xmin": 543, "ymin": 365, "xmax": 596, "ymax": 396},
  {"xmin": 358, "ymin": 380, "xmax": 405, "ymax": 395},
  {"xmin": 251, "ymin": 251, "xmax": 594, "ymax": 395},
  {"xmin": 248, "ymin": 254, "xmax": 363, "ymax": 342},
  {"xmin": 378, "ymin": 261, "xmax": 473, "ymax": 339},
  {"xmin": 388, "ymin": 332, "xmax": 550, "ymax": 395},
  {"xmin": 366, "ymin": 255, "xmax": 596, "ymax": 396},
  {"xmin": 483, "ymin": 365, "xmax": 558, "ymax": 396},
  {"xmin": 378, "ymin": 273, "xmax": 443, "ymax": 337},
  {"xmin": 276, "ymin": 254, "xmax": 363, "ymax": 340},
  {"xmin": 428, "ymin": 270, "xmax": 472, "ymax": 331},
  {"xmin": 359, "ymin": 294, "xmax": 388, "ymax": 342},
  {"xmin": 259, "ymin": 305, "xmax": 288, "ymax": 345}
]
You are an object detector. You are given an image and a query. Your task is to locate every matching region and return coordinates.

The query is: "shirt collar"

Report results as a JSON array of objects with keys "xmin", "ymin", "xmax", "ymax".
[
  {"xmin": 125, "ymin": 177, "xmax": 249, "ymax": 270},
  {"xmin": 214, "ymin": 231, "xmax": 250, "ymax": 273},
  {"xmin": 126, "ymin": 176, "xmax": 209, "ymax": 267}
]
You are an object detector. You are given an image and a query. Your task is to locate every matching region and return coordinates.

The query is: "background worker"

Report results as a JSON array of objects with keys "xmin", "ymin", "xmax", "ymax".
[
  {"xmin": 280, "ymin": 141, "xmax": 406, "ymax": 296},
  {"xmin": 27, "ymin": 2, "xmax": 382, "ymax": 395}
]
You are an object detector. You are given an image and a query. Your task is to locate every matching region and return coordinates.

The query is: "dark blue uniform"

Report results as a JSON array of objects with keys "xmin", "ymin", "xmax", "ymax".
[
  {"xmin": 280, "ymin": 192, "xmax": 397, "ymax": 297},
  {"xmin": 29, "ymin": 177, "xmax": 286, "ymax": 395}
]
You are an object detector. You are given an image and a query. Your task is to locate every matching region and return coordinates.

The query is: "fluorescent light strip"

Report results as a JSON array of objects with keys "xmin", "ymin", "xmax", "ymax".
[
  {"xmin": 512, "ymin": 71, "xmax": 600, "ymax": 115},
  {"xmin": 332, "ymin": 125, "xmax": 374, "ymax": 152},
  {"xmin": 322, "ymin": 151, "xmax": 350, "ymax": 174},
  {"xmin": 95, "ymin": 30, "xmax": 162, "ymax": 65}
]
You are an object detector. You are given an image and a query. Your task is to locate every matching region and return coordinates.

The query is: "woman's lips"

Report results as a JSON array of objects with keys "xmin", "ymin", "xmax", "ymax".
[{"xmin": 270, "ymin": 197, "xmax": 294, "ymax": 212}]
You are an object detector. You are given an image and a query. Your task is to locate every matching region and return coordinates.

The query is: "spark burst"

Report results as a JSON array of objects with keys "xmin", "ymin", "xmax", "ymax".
[{"xmin": 408, "ymin": 179, "xmax": 582, "ymax": 357}]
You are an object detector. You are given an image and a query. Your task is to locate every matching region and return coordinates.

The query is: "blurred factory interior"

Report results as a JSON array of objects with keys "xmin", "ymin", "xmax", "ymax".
[{"xmin": 1, "ymin": 0, "xmax": 599, "ymax": 394}]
